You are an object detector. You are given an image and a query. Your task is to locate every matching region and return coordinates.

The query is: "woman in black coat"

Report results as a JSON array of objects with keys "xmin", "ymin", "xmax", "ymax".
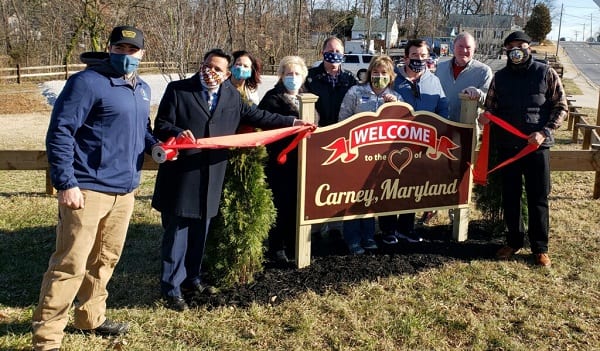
[{"xmin": 258, "ymin": 55, "xmax": 308, "ymax": 264}]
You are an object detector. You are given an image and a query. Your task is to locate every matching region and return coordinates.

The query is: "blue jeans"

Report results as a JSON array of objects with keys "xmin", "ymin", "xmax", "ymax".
[{"xmin": 343, "ymin": 218, "xmax": 375, "ymax": 247}]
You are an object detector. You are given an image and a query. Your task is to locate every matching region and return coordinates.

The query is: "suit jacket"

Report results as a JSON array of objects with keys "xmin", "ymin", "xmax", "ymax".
[{"xmin": 151, "ymin": 74, "xmax": 295, "ymax": 219}]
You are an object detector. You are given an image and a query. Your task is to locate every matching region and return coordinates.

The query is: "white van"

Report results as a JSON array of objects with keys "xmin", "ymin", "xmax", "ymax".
[{"xmin": 312, "ymin": 53, "xmax": 374, "ymax": 82}]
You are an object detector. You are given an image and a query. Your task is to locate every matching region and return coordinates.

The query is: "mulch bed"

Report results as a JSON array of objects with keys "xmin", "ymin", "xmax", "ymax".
[{"xmin": 192, "ymin": 222, "xmax": 503, "ymax": 308}]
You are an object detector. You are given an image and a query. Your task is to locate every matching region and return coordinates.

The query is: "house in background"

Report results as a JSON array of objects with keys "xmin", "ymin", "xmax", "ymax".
[
  {"xmin": 446, "ymin": 14, "xmax": 516, "ymax": 56},
  {"xmin": 351, "ymin": 16, "xmax": 399, "ymax": 50}
]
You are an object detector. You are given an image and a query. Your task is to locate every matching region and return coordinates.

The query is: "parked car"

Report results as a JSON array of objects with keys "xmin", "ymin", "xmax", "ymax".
[
  {"xmin": 343, "ymin": 53, "xmax": 374, "ymax": 81},
  {"xmin": 312, "ymin": 53, "xmax": 374, "ymax": 82}
]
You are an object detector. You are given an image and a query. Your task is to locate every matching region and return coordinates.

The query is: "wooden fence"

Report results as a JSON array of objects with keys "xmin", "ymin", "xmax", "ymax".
[
  {"xmin": 0, "ymin": 62, "xmax": 279, "ymax": 83},
  {"xmin": 565, "ymin": 93, "xmax": 600, "ymax": 198},
  {"xmin": 1, "ymin": 147, "xmax": 598, "ymax": 196}
]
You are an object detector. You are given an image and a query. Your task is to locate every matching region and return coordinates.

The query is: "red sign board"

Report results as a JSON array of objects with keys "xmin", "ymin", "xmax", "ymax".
[{"xmin": 300, "ymin": 102, "xmax": 475, "ymax": 224}]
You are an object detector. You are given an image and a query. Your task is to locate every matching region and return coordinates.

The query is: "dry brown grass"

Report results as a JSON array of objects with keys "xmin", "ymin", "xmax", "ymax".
[{"xmin": 0, "ymin": 82, "xmax": 52, "ymax": 114}]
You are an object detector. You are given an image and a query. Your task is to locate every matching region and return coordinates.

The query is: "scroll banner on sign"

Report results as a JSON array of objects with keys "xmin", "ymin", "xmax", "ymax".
[
  {"xmin": 472, "ymin": 112, "xmax": 540, "ymax": 185},
  {"xmin": 300, "ymin": 102, "xmax": 475, "ymax": 224},
  {"xmin": 152, "ymin": 125, "xmax": 315, "ymax": 164}
]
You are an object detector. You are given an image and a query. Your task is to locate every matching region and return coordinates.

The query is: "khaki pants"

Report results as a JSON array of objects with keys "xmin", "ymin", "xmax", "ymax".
[{"xmin": 32, "ymin": 190, "xmax": 135, "ymax": 351}]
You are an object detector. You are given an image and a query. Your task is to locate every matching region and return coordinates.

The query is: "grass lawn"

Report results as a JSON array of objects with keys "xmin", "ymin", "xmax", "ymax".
[{"xmin": 1, "ymin": 160, "xmax": 599, "ymax": 350}]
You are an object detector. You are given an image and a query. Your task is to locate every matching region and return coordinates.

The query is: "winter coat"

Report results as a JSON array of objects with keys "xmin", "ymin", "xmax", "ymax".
[{"xmin": 151, "ymin": 75, "xmax": 295, "ymax": 219}]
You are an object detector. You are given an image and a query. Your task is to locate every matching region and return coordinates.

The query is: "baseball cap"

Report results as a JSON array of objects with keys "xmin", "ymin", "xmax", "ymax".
[
  {"xmin": 503, "ymin": 31, "xmax": 531, "ymax": 46},
  {"xmin": 110, "ymin": 26, "xmax": 144, "ymax": 49}
]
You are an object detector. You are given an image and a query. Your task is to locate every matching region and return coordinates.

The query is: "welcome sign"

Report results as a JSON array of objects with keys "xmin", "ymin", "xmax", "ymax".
[{"xmin": 300, "ymin": 102, "xmax": 475, "ymax": 224}]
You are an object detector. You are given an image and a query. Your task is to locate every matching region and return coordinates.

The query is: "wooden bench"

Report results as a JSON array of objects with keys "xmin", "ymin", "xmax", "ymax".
[
  {"xmin": 574, "ymin": 123, "xmax": 600, "ymax": 199},
  {"xmin": 567, "ymin": 103, "xmax": 583, "ymax": 130},
  {"xmin": 570, "ymin": 112, "xmax": 588, "ymax": 138},
  {"xmin": 575, "ymin": 123, "xmax": 600, "ymax": 150}
]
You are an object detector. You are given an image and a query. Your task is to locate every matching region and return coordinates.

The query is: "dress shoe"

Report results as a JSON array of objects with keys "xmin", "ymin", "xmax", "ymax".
[
  {"xmin": 534, "ymin": 253, "xmax": 551, "ymax": 267},
  {"xmin": 164, "ymin": 295, "xmax": 189, "ymax": 312},
  {"xmin": 91, "ymin": 319, "xmax": 129, "ymax": 336},
  {"xmin": 495, "ymin": 245, "xmax": 519, "ymax": 260}
]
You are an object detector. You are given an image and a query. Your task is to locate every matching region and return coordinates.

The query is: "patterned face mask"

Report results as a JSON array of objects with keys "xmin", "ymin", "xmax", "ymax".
[
  {"xmin": 370, "ymin": 75, "xmax": 390, "ymax": 89},
  {"xmin": 200, "ymin": 64, "xmax": 225, "ymax": 89},
  {"xmin": 507, "ymin": 48, "xmax": 529, "ymax": 65},
  {"xmin": 323, "ymin": 52, "xmax": 344, "ymax": 63}
]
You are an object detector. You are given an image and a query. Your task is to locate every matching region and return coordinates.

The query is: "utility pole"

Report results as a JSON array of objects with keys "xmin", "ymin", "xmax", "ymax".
[
  {"xmin": 384, "ymin": 0, "xmax": 390, "ymax": 52},
  {"xmin": 556, "ymin": 3, "xmax": 563, "ymax": 56}
]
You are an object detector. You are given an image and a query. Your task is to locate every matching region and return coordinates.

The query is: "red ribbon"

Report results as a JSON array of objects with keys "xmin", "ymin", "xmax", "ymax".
[
  {"xmin": 154, "ymin": 125, "xmax": 315, "ymax": 164},
  {"xmin": 472, "ymin": 112, "xmax": 540, "ymax": 185}
]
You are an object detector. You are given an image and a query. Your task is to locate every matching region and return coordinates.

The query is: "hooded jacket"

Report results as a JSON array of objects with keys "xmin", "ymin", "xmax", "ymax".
[{"xmin": 46, "ymin": 53, "xmax": 156, "ymax": 193}]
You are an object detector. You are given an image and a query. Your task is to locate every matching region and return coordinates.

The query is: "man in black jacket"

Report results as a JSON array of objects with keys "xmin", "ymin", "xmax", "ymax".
[
  {"xmin": 305, "ymin": 36, "xmax": 358, "ymax": 127},
  {"xmin": 304, "ymin": 37, "xmax": 357, "ymax": 237},
  {"xmin": 481, "ymin": 31, "xmax": 568, "ymax": 268}
]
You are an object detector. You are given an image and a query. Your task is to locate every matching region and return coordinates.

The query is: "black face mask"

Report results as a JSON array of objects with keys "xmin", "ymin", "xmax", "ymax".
[{"xmin": 408, "ymin": 59, "xmax": 426, "ymax": 73}]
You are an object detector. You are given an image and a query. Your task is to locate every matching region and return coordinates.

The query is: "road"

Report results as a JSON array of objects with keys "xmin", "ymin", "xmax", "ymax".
[{"xmin": 559, "ymin": 41, "xmax": 600, "ymax": 87}]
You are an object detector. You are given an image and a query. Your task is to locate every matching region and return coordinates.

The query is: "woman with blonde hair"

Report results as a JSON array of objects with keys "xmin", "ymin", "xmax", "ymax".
[
  {"xmin": 338, "ymin": 54, "xmax": 403, "ymax": 254},
  {"xmin": 258, "ymin": 56, "xmax": 308, "ymax": 264},
  {"xmin": 338, "ymin": 55, "xmax": 401, "ymax": 119}
]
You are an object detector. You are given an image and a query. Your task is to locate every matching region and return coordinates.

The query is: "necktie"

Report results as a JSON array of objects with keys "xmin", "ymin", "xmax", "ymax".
[{"xmin": 205, "ymin": 91, "xmax": 217, "ymax": 112}]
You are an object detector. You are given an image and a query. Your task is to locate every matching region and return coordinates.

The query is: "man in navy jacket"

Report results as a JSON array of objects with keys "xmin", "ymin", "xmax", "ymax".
[{"xmin": 33, "ymin": 26, "xmax": 156, "ymax": 351}]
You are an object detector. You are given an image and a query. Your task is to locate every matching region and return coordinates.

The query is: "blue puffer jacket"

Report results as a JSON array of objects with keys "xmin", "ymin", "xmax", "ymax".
[{"xmin": 46, "ymin": 58, "xmax": 156, "ymax": 193}]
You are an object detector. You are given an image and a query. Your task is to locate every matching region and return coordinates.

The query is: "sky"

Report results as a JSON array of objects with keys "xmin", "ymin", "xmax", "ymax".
[{"xmin": 549, "ymin": 0, "xmax": 600, "ymax": 41}]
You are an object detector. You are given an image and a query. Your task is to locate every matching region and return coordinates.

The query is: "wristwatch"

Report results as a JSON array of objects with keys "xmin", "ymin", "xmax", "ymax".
[{"xmin": 542, "ymin": 127, "xmax": 553, "ymax": 138}]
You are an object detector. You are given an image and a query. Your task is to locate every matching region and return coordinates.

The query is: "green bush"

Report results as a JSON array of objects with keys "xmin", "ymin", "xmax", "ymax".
[{"xmin": 204, "ymin": 146, "xmax": 276, "ymax": 287}]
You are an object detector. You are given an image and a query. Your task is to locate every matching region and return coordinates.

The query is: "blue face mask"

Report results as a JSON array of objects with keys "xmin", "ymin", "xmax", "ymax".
[
  {"xmin": 283, "ymin": 75, "xmax": 303, "ymax": 91},
  {"xmin": 231, "ymin": 65, "xmax": 252, "ymax": 80},
  {"xmin": 110, "ymin": 53, "xmax": 140, "ymax": 75},
  {"xmin": 323, "ymin": 52, "xmax": 344, "ymax": 63}
]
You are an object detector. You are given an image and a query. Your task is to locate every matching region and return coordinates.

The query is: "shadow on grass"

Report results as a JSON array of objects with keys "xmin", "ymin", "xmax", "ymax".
[
  {"xmin": 0, "ymin": 223, "xmax": 164, "ymax": 309},
  {"xmin": 0, "ymin": 220, "xmax": 504, "ymax": 312}
]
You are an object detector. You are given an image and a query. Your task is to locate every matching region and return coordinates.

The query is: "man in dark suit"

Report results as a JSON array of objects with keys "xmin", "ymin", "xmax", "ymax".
[{"xmin": 152, "ymin": 48, "xmax": 310, "ymax": 311}]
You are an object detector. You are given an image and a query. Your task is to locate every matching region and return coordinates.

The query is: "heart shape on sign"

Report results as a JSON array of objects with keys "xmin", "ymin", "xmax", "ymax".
[{"xmin": 388, "ymin": 147, "xmax": 413, "ymax": 175}]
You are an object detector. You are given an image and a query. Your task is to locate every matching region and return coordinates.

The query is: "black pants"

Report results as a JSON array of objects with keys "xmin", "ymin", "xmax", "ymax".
[
  {"xmin": 499, "ymin": 147, "xmax": 550, "ymax": 253},
  {"xmin": 378, "ymin": 213, "xmax": 416, "ymax": 234}
]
